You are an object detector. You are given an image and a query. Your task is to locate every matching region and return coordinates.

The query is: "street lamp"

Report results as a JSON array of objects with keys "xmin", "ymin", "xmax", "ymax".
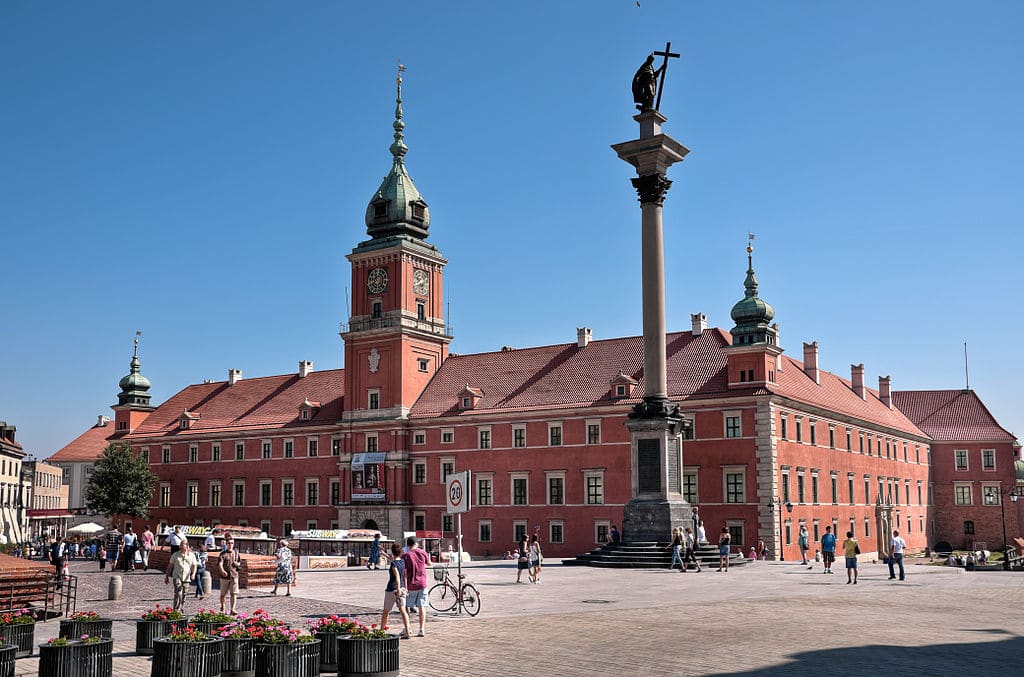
[
  {"xmin": 984, "ymin": 486, "xmax": 1024, "ymax": 571},
  {"xmin": 767, "ymin": 498, "xmax": 794, "ymax": 561}
]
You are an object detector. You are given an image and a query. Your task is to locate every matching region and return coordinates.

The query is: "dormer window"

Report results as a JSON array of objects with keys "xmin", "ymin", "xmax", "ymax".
[
  {"xmin": 458, "ymin": 385, "xmax": 484, "ymax": 410},
  {"xmin": 178, "ymin": 409, "xmax": 200, "ymax": 430},
  {"xmin": 411, "ymin": 202, "xmax": 425, "ymax": 221},
  {"xmin": 373, "ymin": 200, "xmax": 388, "ymax": 219},
  {"xmin": 300, "ymin": 410, "xmax": 310, "ymax": 421},
  {"xmin": 297, "ymin": 398, "xmax": 322, "ymax": 420},
  {"xmin": 609, "ymin": 371, "xmax": 638, "ymax": 399}
]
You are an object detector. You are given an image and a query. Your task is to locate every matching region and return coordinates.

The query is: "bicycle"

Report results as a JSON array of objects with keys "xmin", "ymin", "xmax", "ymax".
[{"xmin": 427, "ymin": 565, "xmax": 481, "ymax": 616}]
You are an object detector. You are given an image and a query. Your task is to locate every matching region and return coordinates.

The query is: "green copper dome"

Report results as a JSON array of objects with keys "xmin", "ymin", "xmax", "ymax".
[
  {"xmin": 117, "ymin": 335, "xmax": 152, "ymax": 407},
  {"xmin": 364, "ymin": 68, "xmax": 430, "ymax": 240},
  {"xmin": 730, "ymin": 246, "xmax": 778, "ymax": 347},
  {"xmin": 1015, "ymin": 459, "xmax": 1024, "ymax": 482}
]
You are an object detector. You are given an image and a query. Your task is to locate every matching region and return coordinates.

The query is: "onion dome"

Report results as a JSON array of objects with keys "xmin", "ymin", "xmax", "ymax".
[
  {"xmin": 730, "ymin": 245, "xmax": 778, "ymax": 346},
  {"xmin": 365, "ymin": 64, "xmax": 430, "ymax": 241},
  {"xmin": 117, "ymin": 333, "xmax": 152, "ymax": 407},
  {"xmin": 1015, "ymin": 459, "xmax": 1024, "ymax": 482}
]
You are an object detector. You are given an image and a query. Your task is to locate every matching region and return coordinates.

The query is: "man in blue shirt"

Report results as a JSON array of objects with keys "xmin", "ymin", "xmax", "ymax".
[{"xmin": 820, "ymin": 526, "xmax": 837, "ymax": 574}]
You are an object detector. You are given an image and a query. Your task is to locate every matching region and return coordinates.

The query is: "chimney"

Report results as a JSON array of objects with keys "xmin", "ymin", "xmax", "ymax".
[
  {"xmin": 802, "ymin": 341, "xmax": 820, "ymax": 384},
  {"xmin": 878, "ymin": 375, "xmax": 892, "ymax": 409},
  {"xmin": 96, "ymin": 415, "xmax": 110, "ymax": 427},
  {"xmin": 299, "ymin": 360, "xmax": 314, "ymax": 378},
  {"xmin": 851, "ymin": 364, "xmax": 866, "ymax": 400},
  {"xmin": 577, "ymin": 327, "xmax": 592, "ymax": 348},
  {"xmin": 228, "ymin": 369, "xmax": 243, "ymax": 386},
  {"xmin": 691, "ymin": 313, "xmax": 707, "ymax": 336}
]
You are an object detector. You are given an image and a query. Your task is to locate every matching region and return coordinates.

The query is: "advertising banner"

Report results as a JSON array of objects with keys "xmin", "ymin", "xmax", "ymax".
[{"xmin": 351, "ymin": 452, "xmax": 386, "ymax": 501}]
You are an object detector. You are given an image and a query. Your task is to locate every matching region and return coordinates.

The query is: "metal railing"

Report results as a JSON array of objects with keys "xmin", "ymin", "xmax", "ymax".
[{"xmin": 0, "ymin": 569, "xmax": 76, "ymax": 617}]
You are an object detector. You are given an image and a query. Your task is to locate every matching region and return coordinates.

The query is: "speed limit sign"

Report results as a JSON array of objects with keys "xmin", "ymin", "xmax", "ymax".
[{"xmin": 446, "ymin": 470, "xmax": 471, "ymax": 514}]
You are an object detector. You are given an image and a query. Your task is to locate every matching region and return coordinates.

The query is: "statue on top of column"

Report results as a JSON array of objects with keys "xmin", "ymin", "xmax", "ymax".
[{"xmin": 631, "ymin": 54, "xmax": 661, "ymax": 112}]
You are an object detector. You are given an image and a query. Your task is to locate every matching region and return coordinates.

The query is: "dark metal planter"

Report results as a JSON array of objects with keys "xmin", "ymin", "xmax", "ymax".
[
  {"xmin": 151, "ymin": 637, "xmax": 223, "ymax": 677},
  {"xmin": 220, "ymin": 637, "xmax": 255, "ymax": 677},
  {"xmin": 314, "ymin": 632, "xmax": 348, "ymax": 673},
  {"xmin": 58, "ymin": 619, "xmax": 113, "ymax": 641},
  {"xmin": 38, "ymin": 639, "xmax": 113, "ymax": 677},
  {"xmin": 254, "ymin": 640, "xmax": 320, "ymax": 677},
  {"xmin": 336, "ymin": 636, "xmax": 399, "ymax": 677},
  {"xmin": 0, "ymin": 644, "xmax": 16, "ymax": 677},
  {"xmin": 136, "ymin": 619, "xmax": 187, "ymax": 656},
  {"xmin": 190, "ymin": 621, "xmax": 230, "ymax": 638},
  {"xmin": 0, "ymin": 622, "xmax": 34, "ymax": 658}
]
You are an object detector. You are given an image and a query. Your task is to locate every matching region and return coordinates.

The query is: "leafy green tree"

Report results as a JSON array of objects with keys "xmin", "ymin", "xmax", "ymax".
[{"xmin": 85, "ymin": 442, "xmax": 157, "ymax": 529}]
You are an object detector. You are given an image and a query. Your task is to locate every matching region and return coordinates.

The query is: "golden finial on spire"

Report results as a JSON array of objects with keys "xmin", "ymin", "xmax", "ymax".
[
  {"xmin": 747, "ymin": 232, "xmax": 755, "ymax": 254},
  {"xmin": 397, "ymin": 58, "xmax": 406, "ymax": 85}
]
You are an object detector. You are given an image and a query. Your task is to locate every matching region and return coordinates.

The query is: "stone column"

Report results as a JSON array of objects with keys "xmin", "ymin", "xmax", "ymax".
[{"xmin": 612, "ymin": 110, "xmax": 692, "ymax": 543}]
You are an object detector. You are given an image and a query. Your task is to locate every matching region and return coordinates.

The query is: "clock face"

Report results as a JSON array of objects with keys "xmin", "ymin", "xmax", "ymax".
[
  {"xmin": 413, "ymin": 269, "xmax": 430, "ymax": 296},
  {"xmin": 367, "ymin": 267, "xmax": 388, "ymax": 295}
]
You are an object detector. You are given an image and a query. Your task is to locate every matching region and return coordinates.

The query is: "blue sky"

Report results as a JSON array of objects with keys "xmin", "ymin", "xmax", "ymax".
[{"xmin": 2, "ymin": 1, "xmax": 1022, "ymax": 457}]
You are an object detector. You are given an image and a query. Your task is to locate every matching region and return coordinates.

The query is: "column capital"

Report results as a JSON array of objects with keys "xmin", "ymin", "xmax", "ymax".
[{"xmin": 630, "ymin": 173, "xmax": 672, "ymax": 206}]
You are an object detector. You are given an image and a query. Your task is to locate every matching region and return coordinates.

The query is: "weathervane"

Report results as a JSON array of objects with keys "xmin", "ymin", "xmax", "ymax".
[
  {"xmin": 631, "ymin": 42, "xmax": 680, "ymax": 112},
  {"xmin": 133, "ymin": 330, "xmax": 142, "ymax": 356}
]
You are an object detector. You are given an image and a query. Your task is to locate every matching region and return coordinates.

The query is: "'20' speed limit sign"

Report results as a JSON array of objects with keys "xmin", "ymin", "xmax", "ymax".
[{"xmin": 445, "ymin": 470, "xmax": 471, "ymax": 514}]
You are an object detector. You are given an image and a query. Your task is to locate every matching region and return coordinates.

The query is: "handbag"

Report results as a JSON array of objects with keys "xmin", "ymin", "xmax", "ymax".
[
  {"xmin": 854, "ymin": 544, "xmax": 861, "ymax": 555},
  {"xmin": 883, "ymin": 556, "xmax": 891, "ymax": 565}
]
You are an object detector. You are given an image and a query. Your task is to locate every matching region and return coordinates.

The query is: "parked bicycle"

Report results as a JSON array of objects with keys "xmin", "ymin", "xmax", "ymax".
[{"xmin": 427, "ymin": 565, "xmax": 481, "ymax": 616}]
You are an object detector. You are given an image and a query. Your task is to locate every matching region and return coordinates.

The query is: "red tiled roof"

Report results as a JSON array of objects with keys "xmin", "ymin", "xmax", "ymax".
[
  {"xmin": 47, "ymin": 422, "xmax": 118, "ymax": 463},
  {"xmin": 128, "ymin": 369, "xmax": 345, "ymax": 437},
  {"xmin": 892, "ymin": 390, "xmax": 1016, "ymax": 442},
  {"xmin": 411, "ymin": 329, "xmax": 926, "ymax": 436}
]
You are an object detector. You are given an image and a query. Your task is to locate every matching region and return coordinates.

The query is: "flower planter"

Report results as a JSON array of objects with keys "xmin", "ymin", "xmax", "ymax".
[
  {"xmin": 58, "ymin": 619, "xmax": 113, "ymax": 641},
  {"xmin": 0, "ymin": 622, "xmax": 34, "ymax": 658},
  {"xmin": 220, "ymin": 637, "xmax": 255, "ymax": 677},
  {"xmin": 137, "ymin": 619, "xmax": 188, "ymax": 656},
  {"xmin": 254, "ymin": 640, "xmax": 320, "ymax": 677},
  {"xmin": 151, "ymin": 637, "xmax": 223, "ymax": 677},
  {"xmin": 314, "ymin": 632, "xmax": 349, "ymax": 673},
  {"xmin": 336, "ymin": 636, "xmax": 399, "ymax": 677},
  {"xmin": 0, "ymin": 644, "xmax": 16, "ymax": 677},
  {"xmin": 190, "ymin": 620, "xmax": 230, "ymax": 637},
  {"xmin": 38, "ymin": 639, "xmax": 113, "ymax": 677}
]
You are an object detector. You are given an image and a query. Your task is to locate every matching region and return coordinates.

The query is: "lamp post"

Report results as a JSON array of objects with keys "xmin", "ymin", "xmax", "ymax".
[
  {"xmin": 767, "ymin": 498, "xmax": 794, "ymax": 561},
  {"xmin": 985, "ymin": 486, "xmax": 1024, "ymax": 571}
]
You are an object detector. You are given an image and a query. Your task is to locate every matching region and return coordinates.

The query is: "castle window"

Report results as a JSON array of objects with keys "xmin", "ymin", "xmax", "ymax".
[
  {"xmin": 366, "ymin": 434, "xmax": 378, "ymax": 453},
  {"xmin": 725, "ymin": 415, "xmax": 741, "ymax": 439},
  {"xmin": 372, "ymin": 302, "xmax": 382, "ymax": 319},
  {"xmin": 368, "ymin": 390, "xmax": 380, "ymax": 410},
  {"xmin": 413, "ymin": 462, "xmax": 426, "ymax": 484},
  {"xmin": 374, "ymin": 202, "xmax": 388, "ymax": 218},
  {"xmin": 615, "ymin": 385, "xmax": 626, "ymax": 397},
  {"xmin": 413, "ymin": 431, "xmax": 426, "ymax": 445},
  {"xmin": 411, "ymin": 203, "xmax": 425, "ymax": 221},
  {"xmin": 284, "ymin": 440, "xmax": 294, "ymax": 458},
  {"xmin": 417, "ymin": 302, "xmax": 426, "ymax": 321},
  {"xmin": 513, "ymin": 426, "xmax": 526, "ymax": 448},
  {"xmin": 548, "ymin": 424, "xmax": 562, "ymax": 446},
  {"xmin": 982, "ymin": 449, "xmax": 995, "ymax": 470},
  {"xmin": 262, "ymin": 441, "xmax": 271, "ymax": 459},
  {"xmin": 964, "ymin": 520, "xmax": 975, "ymax": 534},
  {"xmin": 212, "ymin": 445, "xmax": 221, "ymax": 462},
  {"xmin": 954, "ymin": 449, "xmax": 968, "ymax": 470},
  {"xmin": 418, "ymin": 358, "xmax": 429, "ymax": 372}
]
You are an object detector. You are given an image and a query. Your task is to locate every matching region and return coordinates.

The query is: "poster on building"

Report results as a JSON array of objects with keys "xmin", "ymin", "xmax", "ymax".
[{"xmin": 351, "ymin": 452, "xmax": 386, "ymax": 501}]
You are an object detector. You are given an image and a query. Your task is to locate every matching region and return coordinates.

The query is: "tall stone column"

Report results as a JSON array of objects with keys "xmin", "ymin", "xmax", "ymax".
[{"xmin": 612, "ymin": 110, "xmax": 692, "ymax": 542}]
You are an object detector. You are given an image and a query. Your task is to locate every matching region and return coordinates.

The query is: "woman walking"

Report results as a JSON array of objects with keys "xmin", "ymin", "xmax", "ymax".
[
  {"xmin": 669, "ymin": 528, "xmax": 684, "ymax": 571},
  {"xmin": 381, "ymin": 543, "xmax": 411, "ymax": 639},
  {"xmin": 683, "ymin": 527, "xmax": 702, "ymax": 572},
  {"xmin": 716, "ymin": 527, "xmax": 732, "ymax": 572},
  {"xmin": 515, "ymin": 535, "xmax": 530, "ymax": 583},
  {"xmin": 193, "ymin": 543, "xmax": 207, "ymax": 599},
  {"xmin": 271, "ymin": 538, "xmax": 294, "ymax": 596},
  {"xmin": 528, "ymin": 534, "xmax": 543, "ymax": 584}
]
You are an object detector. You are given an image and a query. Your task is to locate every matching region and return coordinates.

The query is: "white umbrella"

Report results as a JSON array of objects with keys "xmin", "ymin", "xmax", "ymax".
[{"xmin": 67, "ymin": 522, "xmax": 105, "ymax": 535}]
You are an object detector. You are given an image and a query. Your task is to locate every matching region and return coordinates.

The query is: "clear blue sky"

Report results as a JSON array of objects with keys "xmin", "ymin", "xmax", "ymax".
[{"xmin": 2, "ymin": 1, "xmax": 1022, "ymax": 457}]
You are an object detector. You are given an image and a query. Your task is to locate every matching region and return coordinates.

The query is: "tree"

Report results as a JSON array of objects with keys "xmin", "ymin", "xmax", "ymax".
[{"xmin": 85, "ymin": 442, "xmax": 158, "ymax": 529}]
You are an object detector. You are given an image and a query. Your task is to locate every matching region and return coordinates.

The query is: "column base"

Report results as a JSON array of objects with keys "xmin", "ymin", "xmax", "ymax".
[{"xmin": 622, "ymin": 498, "xmax": 692, "ymax": 543}]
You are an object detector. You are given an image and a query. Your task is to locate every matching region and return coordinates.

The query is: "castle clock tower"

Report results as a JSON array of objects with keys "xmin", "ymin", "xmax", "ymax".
[{"xmin": 341, "ymin": 67, "xmax": 451, "ymax": 423}]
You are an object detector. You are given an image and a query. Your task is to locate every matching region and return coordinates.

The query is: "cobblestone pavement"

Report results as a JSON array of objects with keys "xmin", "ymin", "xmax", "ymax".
[{"xmin": 12, "ymin": 557, "xmax": 1024, "ymax": 676}]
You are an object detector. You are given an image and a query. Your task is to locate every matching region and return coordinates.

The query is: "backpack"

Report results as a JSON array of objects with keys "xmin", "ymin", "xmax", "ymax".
[{"xmin": 49, "ymin": 543, "xmax": 62, "ymax": 565}]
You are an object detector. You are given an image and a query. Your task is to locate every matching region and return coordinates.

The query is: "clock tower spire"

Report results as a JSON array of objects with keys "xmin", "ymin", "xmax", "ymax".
[{"xmin": 341, "ymin": 64, "xmax": 451, "ymax": 421}]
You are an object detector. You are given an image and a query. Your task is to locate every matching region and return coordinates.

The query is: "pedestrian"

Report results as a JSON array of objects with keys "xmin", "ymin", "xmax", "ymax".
[
  {"xmin": 165, "ymin": 540, "xmax": 198, "ymax": 612},
  {"xmin": 50, "ymin": 535, "xmax": 66, "ymax": 588},
  {"xmin": 798, "ymin": 524, "xmax": 810, "ymax": 565},
  {"xmin": 609, "ymin": 525, "xmax": 621, "ymax": 544},
  {"xmin": 756, "ymin": 538, "xmax": 767, "ymax": 560},
  {"xmin": 194, "ymin": 543, "xmax": 207, "ymax": 599},
  {"xmin": 218, "ymin": 536, "xmax": 241, "ymax": 615},
  {"xmin": 515, "ymin": 535, "xmax": 530, "ymax": 583},
  {"xmin": 104, "ymin": 526, "xmax": 122, "ymax": 571},
  {"xmin": 820, "ymin": 526, "xmax": 837, "ymax": 574},
  {"xmin": 401, "ymin": 536, "xmax": 430, "ymax": 637},
  {"xmin": 367, "ymin": 534, "xmax": 382, "ymax": 570},
  {"xmin": 529, "ymin": 534, "xmax": 543, "ymax": 584},
  {"xmin": 842, "ymin": 531, "xmax": 859, "ymax": 584},
  {"xmin": 381, "ymin": 543, "xmax": 411, "ymax": 639},
  {"xmin": 696, "ymin": 520, "xmax": 707, "ymax": 545},
  {"xmin": 690, "ymin": 506, "xmax": 700, "ymax": 538},
  {"xmin": 141, "ymin": 525, "xmax": 155, "ymax": 571},
  {"xmin": 122, "ymin": 526, "xmax": 137, "ymax": 572},
  {"xmin": 716, "ymin": 527, "xmax": 731, "ymax": 572},
  {"xmin": 887, "ymin": 529, "xmax": 907, "ymax": 581},
  {"xmin": 271, "ymin": 538, "xmax": 294, "ymax": 596},
  {"xmin": 669, "ymin": 528, "xmax": 684, "ymax": 571},
  {"xmin": 683, "ymin": 527, "xmax": 702, "ymax": 572},
  {"xmin": 166, "ymin": 525, "xmax": 184, "ymax": 555}
]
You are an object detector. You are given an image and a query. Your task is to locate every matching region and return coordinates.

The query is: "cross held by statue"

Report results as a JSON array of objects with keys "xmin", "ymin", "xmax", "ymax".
[{"xmin": 653, "ymin": 42, "xmax": 680, "ymax": 112}]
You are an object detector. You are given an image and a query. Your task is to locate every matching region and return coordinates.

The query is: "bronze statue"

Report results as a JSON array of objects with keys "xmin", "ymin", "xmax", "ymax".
[
  {"xmin": 632, "ymin": 54, "xmax": 661, "ymax": 112},
  {"xmin": 632, "ymin": 43, "xmax": 681, "ymax": 113}
]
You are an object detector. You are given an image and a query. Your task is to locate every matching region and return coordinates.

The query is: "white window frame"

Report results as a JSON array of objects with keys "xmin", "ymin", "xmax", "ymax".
[
  {"xmin": 440, "ymin": 428, "xmax": 454, "ymax": 444},
  {"xmin": 209, "ymin": 481, "xmax": 222, "ymax": 507},
  {"xmin": 261, "ymin": 440, "xmax": 272, "ymax": 459},
  {"xmin": 417, "ymin": 358, "xmax": 430, "ymax": 373},
  {"xmin": 512, "ymin": 425, "xmax": 527, "ymax": 448},
  {"xmin": 412, "ymin": 461, "xmax": 427, "ymax": 485},
  {"xmin": 954, "ymin": 449, "xmax": 969, "ymax": 471},
  {"xmin": 586, "ymin": 419, "xmax": 601, "ymax": 445},
  {"xmin": 283, "ymin": 439, "xmax": 294, "ymax": 458},
  {"xmin": 511, "ymin": 472, "xmax": 529, "ymax": 506},
  {"xmin": 441, "ymin": 458, "xmax": 455, "ymax": 483},
  {"xmin": 546, "ymin": 471, "xmax": 566, "ymax": 506},
  {"xmin": 513, "ymin": 520, "xmax": 528, "ymax": 543},
  {"xmin": 413, "ymin": 512, "xmax": 426, "ymax": 532},
  {"xmin": 549, "ymin": 520, "xmax": 565, "ymax": 544},
  {"xmin": 478, "ymin": 519, "xmax": 492, "ymax": 543},
  {"xmin": 477, "ymin": 426, "xmax": 492, "ymax": 450},
  {"xmin": 366, "ymin": 433, "xmax": 378, "ymax": 453},
  {"xmin": 724, "ymin": 411, "xmax": 742, "ymax": 438},
  {"xmin": 583, "ymin": 470, "xmax": 605, "ymax": 505},
  {"xmin": 682, "ymin": 467, "xmax": 698, "ymax": 504},
  {"xmin": 476, "ymin": 473, "xmax": 494, "ymax": 506},
  {"xmin": 723, "ymin": 465, "xmax": 746, "ymax": 504},
  {"xmin": 307, "ymin": 438, "xmax": 318, "ymax": 457},
  {"xmin": 953, "ymin": 482, "xmax": 972, "ymax": 506},
  {"xmin": 981, "ymin": 448, "xmax": 996, "ymax": 471},
  {"xmin": 548, "ymin": 422, "xmax": 563, "ymax": 447},
  {"xmin": 368, "ymin": 388, "xmax": 380, "ymax": 410},
  {"xmin": 306, "ymin": 479, "xmax": 319, "ymax": 506},
  {"xmin": 259, "ymin": 480, "xmax": 273, "ymax": 507},
  {"xmin": 281, "ymin": 479, "xmax": 294, "ymax": 507},
  {"xmin": 232, "ymin": 480, "xmax": 245, "ymax": 507},
  {"xmin": 982, "ymin": 483, "xmax": 1001, "ymax": 505},
  {"xmin": 412, "ymin": 430, "xmax": 426, "ymax": 446},
  {"xmin": 594, "ymin": 520, "xmax": 611, "ymax": 544},
  {"xmin": 189, "ymin": 445, "xmax": 198, "ymax": 463}
]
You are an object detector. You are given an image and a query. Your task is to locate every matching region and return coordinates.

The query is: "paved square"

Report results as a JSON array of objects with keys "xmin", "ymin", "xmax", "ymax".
[{"xmin": 11, "ymin": 557, "xmax": 1023, "ymax": 675}]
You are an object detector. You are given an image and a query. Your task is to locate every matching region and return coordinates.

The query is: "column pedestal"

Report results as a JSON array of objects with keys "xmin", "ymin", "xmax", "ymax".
[{"xmin": 622, "ymin": 412, "xmax": 690, "ymax": 542}]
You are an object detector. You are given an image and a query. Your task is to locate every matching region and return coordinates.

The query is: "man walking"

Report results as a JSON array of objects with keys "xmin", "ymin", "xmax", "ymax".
[
  {"xmin": 401, "ymin": 536, "xmax": 431, "ymax": 637},
  {"xmin": 104, "ymin": 526, "xmax": 122, "ymax": 571},
  {"xmin": 798, "ymin": 524, "xmax": 810, "ymax": 565},
  {"xmin": 888, "ymin": 530, "xmax": 907, "ymax": 581},
  {"xmin": 50, "ymin": 536, "xmax": 66, "ymax": 588},
  {"xmin": 122, "ymin": 526, "xmax": 137, "ymax": 572},
  {"xmin": 140, "ymin": 525, "xmax": 155, "ymax": 571},
  {"xmin": 165, "ymin": 541, "xmax": 198, "ymax": 612},
  {"xmin": 218, "ymin": 536, "xmax": 241, "ymax": 615},
  {"xmin": 820, "ymin": 525, "xmax": 837, "ymax": 574},
  {"xmin": 842, "ymin": 530, "xmax": 859, "ymax": 584}
]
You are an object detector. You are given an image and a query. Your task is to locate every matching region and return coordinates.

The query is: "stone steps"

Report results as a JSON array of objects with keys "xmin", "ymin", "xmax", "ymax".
[{"xmin": 562, "ymin": 542, "xmax": 748, "ymax": 569}]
